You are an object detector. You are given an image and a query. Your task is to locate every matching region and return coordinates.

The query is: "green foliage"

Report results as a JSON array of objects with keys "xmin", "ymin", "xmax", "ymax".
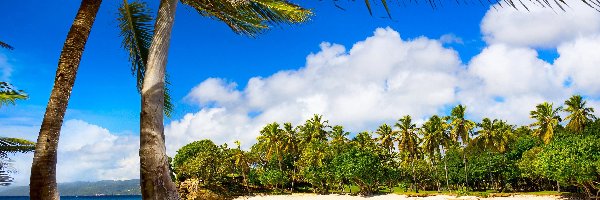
[
  {"xmin": 535, "ymin": 128, "xmax": 600, "ymax": 196},
  {"xmin": 173, "ymin": 140, "xmax": 231, "ymax": 186},
  {"xmin": 530, "ymin": 102, "xmax": 562, "ymax": 144},
  {"xmin": 564, "ymin": 95, "xmax": 595, "ymax": 133},
  {"xmin": 180, "ymin": 0, "xmax": 312, "ymax": 37},
  {"xmin": 0, "ymin": 82, "xmax": 28, "ymax": 108},
  {"xmin": 173, "ymin": 95, "xmax": 600, "ymax": 197},
  {"xmin": 332, "ymin": 145, "xmax": 383, "ymax": 195}
]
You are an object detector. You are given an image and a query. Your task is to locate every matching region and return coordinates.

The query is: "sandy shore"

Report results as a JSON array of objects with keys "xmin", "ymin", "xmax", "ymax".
[{"xmin": 235, "ymin": 194, "xmax": 565, "ymax": 200}]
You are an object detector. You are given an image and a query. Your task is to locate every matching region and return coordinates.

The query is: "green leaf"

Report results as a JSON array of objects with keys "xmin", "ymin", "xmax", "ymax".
[
  {"xmin": 0, "ymin": 82, "xmax": 28, "ymax": 108},
  {"xmin": 118, "ymin": 0, "xmax": 174, "ymax": 117},
  {"xmin": 181, "ymin": 0, "xmax": 312, "ymax": 37}
]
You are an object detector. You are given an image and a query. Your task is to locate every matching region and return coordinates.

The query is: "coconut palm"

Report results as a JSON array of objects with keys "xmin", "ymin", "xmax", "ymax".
[
  {"xmin": 420, "ymin": 115, "xmax": 449, "ymax": 191},
  {"xmin": 471, "ymin": 118, "xmax": 513, "ymax": 190},
  {"xmin": 375, "ymin": 123, "xmax": 395, "ymax": 154},
  {"xmin": 299, "ymin": 114, "xmax": 330, "ymax": 144},
  {"xmin": 530, "ymin": 102, "xmax": 562, "ymax": 144},
  {"xmin": 447, "ymin": 105, "xmax": 476, "ymax": 145},
  {"xmin": 128, "ymin": 1, "xmax": 311, "ymax": 198},
  {"xmin": 472, "ymin": 118, "xmax": 514, "ymax": 153},
  {"xmin": 446, "ymin": 104, "xmax": 475, "ymax": 188},
  {"xmin": 564, "ymin": 95, "xmax": 595, "ymax": 133},
  {"xmin": 395, "ymin": 115, "xmax": 421, "ymax": 192},
  {"xmin": 118, "ymin": 0, "xmax": 175, "ymax": 117},
  {"xmin": 29, "ymin": 0, "xmax": 102, "ymax": 198}
]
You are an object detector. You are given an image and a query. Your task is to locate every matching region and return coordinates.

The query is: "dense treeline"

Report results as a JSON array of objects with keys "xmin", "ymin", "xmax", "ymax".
[{"xmin": 172, "ymin": 95, "xmax": 600, "ymax": 199}]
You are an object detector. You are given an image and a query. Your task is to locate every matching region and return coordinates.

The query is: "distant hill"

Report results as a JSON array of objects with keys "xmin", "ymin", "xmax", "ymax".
[{"xmin": 0, "ymin": 179, "xmax": 141, "ymax": 196}]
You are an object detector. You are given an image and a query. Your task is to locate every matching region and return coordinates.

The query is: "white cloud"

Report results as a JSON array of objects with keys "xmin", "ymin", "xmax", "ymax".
[
  {"xmin": 555, "ymin": 34, "xmax": 600, "ymax": 96},
  {"xmin": 5, "ymin": 119, "xmax": 139, "ymax": 186},
  {"xmin": 165, "ymin": 27, "xmax": 464, "ymax": 152},
  {"xmin": 481, "ymin": 2, "xmax": 600, "ymax": 48},
  {"xmin": 166, "ymin": 24, "xmax": 600, "ymax": 154}
]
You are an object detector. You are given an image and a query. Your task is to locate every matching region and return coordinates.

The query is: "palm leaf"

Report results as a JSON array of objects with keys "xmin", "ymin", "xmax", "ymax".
[
  {"xmin": 0, "ymin": 82, "xmax": 27, "ymax": 108},
  {"xmin": 181, "ymin": 0, "xmax": 312, "ymax": 37},
  {"xmin": 0, "ymin": 137, "xmax": 35, "ymax": 157},
  {"xmin": 118, "ymin": 0, "xmax": 174, "ymax": 117},
  {"xmin": 0, "ymin": 41, "xmax": 14, "ymax": 50}
]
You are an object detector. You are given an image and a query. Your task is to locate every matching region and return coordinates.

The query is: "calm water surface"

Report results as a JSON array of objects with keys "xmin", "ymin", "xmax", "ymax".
[{"xmin": 0, "ymin": 196, "xmax": 141, "ymax": 200}]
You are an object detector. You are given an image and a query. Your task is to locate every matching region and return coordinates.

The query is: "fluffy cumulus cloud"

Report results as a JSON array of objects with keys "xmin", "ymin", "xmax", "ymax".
[
  {"xmin": 165, "ymin": 4, "xmax": 600, "ymax": 153},
  {"xmin": 165, "ymin": 27, "xmax": 466, "ymax": 152},
  {"xmin": 481, "ymin": 2, "xmax": 600, "ymax": 48},
  {"xmin": 6, "ymin": 119, "xmax": 139, "ymax": 186}
]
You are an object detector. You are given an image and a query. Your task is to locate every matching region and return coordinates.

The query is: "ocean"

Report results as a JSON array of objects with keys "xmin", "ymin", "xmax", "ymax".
[{"xmin": 0, "ymin": 196, "xmax": 142, "ymax": 200}]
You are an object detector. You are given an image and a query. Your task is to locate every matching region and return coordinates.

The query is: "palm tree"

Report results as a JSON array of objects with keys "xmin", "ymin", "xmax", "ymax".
[
  {"xmin": 118, "ymin": 0, "xmax": 175, "ymax": 117},
  {"xmin": 375, "ymin": 123, "xmax": 395, "ymax": 154},
  {"xmin": 299, "ymin": 114, "xmax": 330, "ymax": 144},
  {"xmin": 420, "ymin": 115, "xmax": 449, "ymax": 191},
  {"xmin": 447, "ymin": 104, "xmax": 475, "ymax": 188},
  {"xmin": 233, "ymin": 141, "xmax": 250, "ymax": 194},
  {"xmin": 530, "ymin": 102, "xmax": 562, "ymax": 144},
  {"xmin": 564, "ymin": 95, "xmax": 595, "ymax": 133},
  {"xmin": 474, "ymin": 119, "xmax": 513, "ymax": 153},
  {"xmin": 395, "ymin": 115, "xmax": 421, "ymax": 192},
  {"xmin": 29, "ymin": 0, "xmax": 102, "ymax": 198},
  {"xmin": 131, "ymin": 1, "xmax": 311, "ymax": 198},
  {"xmin": 471, "ymin": 118, "xmax": 513, "ymax": 190}
]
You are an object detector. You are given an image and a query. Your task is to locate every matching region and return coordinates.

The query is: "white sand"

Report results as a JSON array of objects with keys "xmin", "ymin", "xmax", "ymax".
[{"xmin": 235, "ymin": 194, "xmax": 564, "ymax": 200}]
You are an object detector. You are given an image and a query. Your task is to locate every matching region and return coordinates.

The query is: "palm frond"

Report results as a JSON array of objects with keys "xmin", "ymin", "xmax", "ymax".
[
  {"xmin": 181, "ymin": 0, "xmax": 313, "ymax": 37},
  {"xmin": 353, "ymin": 0, "xmax": 598, "ymax": 18},
  {"xmin": 118, "ymin": 0, "xmax": 174, "ymax": 117},
  {"xmin": 0, "ymin": 41, "xmax": 14, "ymax": 50},
  {"xmin": 118, "ymin": 0, "xmax": 153, "ymax": 92},
  {"xmin": 0, "ymin": 137, "xmax": 35, "ymax": 157},
  {"xmin": 0, "ymin": 82, "xmax": 28, "ymax": 108}
]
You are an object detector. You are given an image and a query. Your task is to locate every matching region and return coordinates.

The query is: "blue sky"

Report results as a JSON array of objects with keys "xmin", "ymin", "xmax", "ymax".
[
  {"xmin": 2, "ymin": 0, "xmax": 600, "ymax": 185},
  {"xmin": 0, "ymin": 1, "xmax": 492, "ymax": 133}
]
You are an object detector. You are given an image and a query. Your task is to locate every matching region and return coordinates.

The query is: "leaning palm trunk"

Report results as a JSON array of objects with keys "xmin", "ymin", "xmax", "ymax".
[
  {"xmin": 29, "ymin": 0, "xmax": 102, "ymax": 199},
  {"xmin": 139, "ymin": 0, "xmax": 179, "ymax": 199}
]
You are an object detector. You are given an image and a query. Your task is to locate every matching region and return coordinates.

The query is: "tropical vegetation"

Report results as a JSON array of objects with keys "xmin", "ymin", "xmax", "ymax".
[{"xmin": 173, "ymin": 96, "xmax": 600, "ymax": 199}]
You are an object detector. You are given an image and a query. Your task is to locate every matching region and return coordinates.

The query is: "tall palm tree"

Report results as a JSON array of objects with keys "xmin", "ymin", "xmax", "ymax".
[
  {"xmin": 420, "ymin": 115, "xmax": 450, "ymax": 191},
  {"xmin": 375, "ymin": 123, "xmax": 395, "ymax": 154},
  {"xmin": 530, "ymin": 102, "xmax": 562, "ymax": 144},
  {"xmin": 299, "ymin": 114, "xmax": 330, "ymax": 144},
  {"xmin": 471, "ymin": 118, "xmax": 513, "ymax": 190},
  {"xmin": 395, "ymin": 115, "xmax": 421, "ymax": 192},
  {"xmin": 447, "ymin": 104, "xmax": 475, "ymax": 188},
  {"xmin": 131, "ymin": 1, "xmax": 311, "ymax": 198},
  {"xmin": 29, "ymin": 0, "xmax": 102, "ymax": 198},
  {"xmin": 564, "ymin": 95, "xmax": 595, "ymax": 133},
  {"xmin": 448, "ymin": 105, "xmax": 476, "ymax": 145}
]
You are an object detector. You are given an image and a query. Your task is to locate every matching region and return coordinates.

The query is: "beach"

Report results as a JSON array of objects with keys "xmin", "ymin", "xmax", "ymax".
[{"xmin": 235, "ymin": 194, "xmax": 565, "ymax": 200}]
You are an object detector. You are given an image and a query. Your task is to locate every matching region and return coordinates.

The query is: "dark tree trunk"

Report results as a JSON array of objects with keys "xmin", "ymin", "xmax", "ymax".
[
  {"xmin": 29, "ymin": 0, "xmax": 102, "ymax": 199},
  {"xmin": 139, "ymin": 0, "xmax": 179, "ymax": 199}
]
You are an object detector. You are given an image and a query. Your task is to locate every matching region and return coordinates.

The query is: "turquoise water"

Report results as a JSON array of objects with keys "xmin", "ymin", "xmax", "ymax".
[{"xmin": 0, "ymin": 196, "xmax": 141, "ymax": 200}]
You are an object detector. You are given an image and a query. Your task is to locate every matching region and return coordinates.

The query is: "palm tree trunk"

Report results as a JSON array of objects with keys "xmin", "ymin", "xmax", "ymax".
[
  {"xmin": 139, "ymin": 0, "xmax": 179, "ymax": 199},
  {"xmin": 463, "ymin": 155, "xmax": 468, "ymax": 188},
  {"xmin": 444, "ymin": 155, "xmax": 449, "ymax": 191},
  {"xmin": 29, "ymin": 0, "xmax": 101, "ymax": 199}
]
